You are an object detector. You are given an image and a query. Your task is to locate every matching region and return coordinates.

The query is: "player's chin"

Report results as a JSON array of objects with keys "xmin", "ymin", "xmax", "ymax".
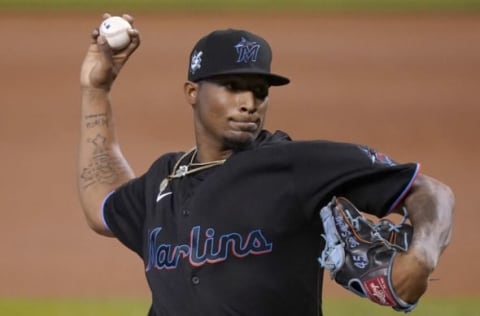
[{"xmin": 223, "ymin": 130, "xmax": 259, "ymax": 150}]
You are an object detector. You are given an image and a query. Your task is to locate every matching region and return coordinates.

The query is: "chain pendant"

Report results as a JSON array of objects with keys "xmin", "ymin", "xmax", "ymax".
[
  {"xmin": 160, "ymin": 148, "xmax": 226, "ymax": 196},
  {"xmin": 175, "ymin": 165, "xmax": 189, "ymax": 177},
  {"xmin": 159, "ymin": 178, "xmax": 169, "ymax": 195}
]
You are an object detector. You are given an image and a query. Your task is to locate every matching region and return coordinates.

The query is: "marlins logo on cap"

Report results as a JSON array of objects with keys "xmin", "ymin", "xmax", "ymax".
[
  {"xmin": 235, "ymin": 37, "xmax": 260, "ymax": 63},
  {"xmin": 187, "ymin": 28, "xmax": 289, "ymax": 86}
]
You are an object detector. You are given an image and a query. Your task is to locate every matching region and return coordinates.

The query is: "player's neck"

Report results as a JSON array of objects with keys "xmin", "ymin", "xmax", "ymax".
[
  {"xmin": 195, "ymin": 146, "xmax": 233, "ymax": 163},
  {"xmin": 193, "ymin": 138, "xmax": 232, "ymax": 163}
]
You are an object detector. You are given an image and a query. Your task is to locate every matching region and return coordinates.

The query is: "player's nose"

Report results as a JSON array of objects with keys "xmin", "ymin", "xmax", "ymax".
[{"xmin": 236, "ymin": 90, "xmax": 256, "ymax": 113}]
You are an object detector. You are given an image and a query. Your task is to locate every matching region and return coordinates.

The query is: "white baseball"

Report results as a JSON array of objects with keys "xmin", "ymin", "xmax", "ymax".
[{"xmin": 99, "ymin": 16, "xmax": 132, "ymax": 50}]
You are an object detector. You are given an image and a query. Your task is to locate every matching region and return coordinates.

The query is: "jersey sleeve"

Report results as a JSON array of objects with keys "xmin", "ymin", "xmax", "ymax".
[
  {"xmin": 291, "ymin": 141, "xmax": 419, "ymax": 219},
  {"xmin": 102, "ymin": 174, "xmax": 147, "ymax": 257},
  {"xmin": 101, "ymin": 152, "xmax": 183, "ymax": 256}
]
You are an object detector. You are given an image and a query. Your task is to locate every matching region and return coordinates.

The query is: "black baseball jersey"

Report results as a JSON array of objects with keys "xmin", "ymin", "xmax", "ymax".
[{"xmin": 102, "ymin": 130, "xmax": 419, "ymax": 316}]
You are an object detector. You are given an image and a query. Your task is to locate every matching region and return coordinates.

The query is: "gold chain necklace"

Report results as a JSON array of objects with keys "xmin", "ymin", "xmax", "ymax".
[{"xmin": 158, "ymin": 147, "xmax": 226, "ymax": 194}]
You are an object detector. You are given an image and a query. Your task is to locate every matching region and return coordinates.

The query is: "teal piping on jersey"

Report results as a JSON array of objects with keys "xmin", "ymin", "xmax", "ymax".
[
  {"xmin": 100, "ymin": 190, "xmax": 115, "ymax": 232},
  {"xmin": 387, "ymin": 163, "xmax": 420, "ymax": 214}
]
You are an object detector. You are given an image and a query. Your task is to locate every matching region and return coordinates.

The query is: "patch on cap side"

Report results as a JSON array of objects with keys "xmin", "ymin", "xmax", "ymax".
[{"xmin": 190, "ymin": 50, "xmax": 203, "ymax": 75}]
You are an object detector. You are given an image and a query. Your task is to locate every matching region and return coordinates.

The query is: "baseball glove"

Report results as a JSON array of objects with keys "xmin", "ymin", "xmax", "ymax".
[{"xmin": 318, "ymin": 196, "xmax": 417, "ymax": 312}]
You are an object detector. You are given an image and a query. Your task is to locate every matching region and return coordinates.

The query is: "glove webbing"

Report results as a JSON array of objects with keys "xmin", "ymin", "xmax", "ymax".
[{"xmin": 340, "ymin": 202, "xmax": 410, "ymax": 252}]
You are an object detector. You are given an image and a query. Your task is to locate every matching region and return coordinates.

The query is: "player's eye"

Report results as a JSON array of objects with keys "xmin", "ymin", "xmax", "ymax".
[
  {"xmin": 209, "ymin": 78, "xmax": 240, "ymax": 91},
  {"xmin": 208, "ymin": 77, "xmax": 268, "ymax": 100},
  {"xmin": 251, "ymin": 85, "xmax": 269, "ymax": 100},
  {"xmin": 223, "ymin": 81, "xmax": 238, "ymax": 91}
]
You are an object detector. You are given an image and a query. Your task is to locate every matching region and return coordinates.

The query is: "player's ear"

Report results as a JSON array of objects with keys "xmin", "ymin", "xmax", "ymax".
[{"xmin": 184, "ymin": 81, "xmax": 199, "ymax": 107}]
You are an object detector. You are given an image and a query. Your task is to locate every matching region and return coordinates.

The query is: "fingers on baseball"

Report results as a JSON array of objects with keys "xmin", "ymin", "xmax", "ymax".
[
  {"xmin": 122, "ymin": 14, "xmax": 135, "ymax": 25},
  {"xmin": 93, "ymin": 35, "xmax": 115, "ymax": 66},
  {"xmin": 126, "ymin": 29, "xmax": 141, "ymax": 52},
  {"xmin": 98, "ymin": 12, "xmax": 139, "ymax": 54},
  {"xmin": 102, "ymin": 12, "xmax": 112, "ymax": 20},
  {"xmin": 123, "ymin": 14, "xmax": 139, "ymax": 52},
  {"xmin": 90, "ymin": 28, "xmax": 100, "ymax": 43}
]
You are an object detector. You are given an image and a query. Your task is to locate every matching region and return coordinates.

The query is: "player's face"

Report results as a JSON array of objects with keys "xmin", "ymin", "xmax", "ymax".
[{"xmin": 190, "ymin": 74, "xmax": 270, "ymax": 150}]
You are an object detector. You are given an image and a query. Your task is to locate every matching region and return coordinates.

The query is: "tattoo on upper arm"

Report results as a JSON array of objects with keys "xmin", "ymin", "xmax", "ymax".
[
  {"xmin": 80, "ymin": 134, "xmax": 126, "ymax": 189},
  {"xmin": 84, "ymin": 113, "xmax": 109, "ymax": 128}
]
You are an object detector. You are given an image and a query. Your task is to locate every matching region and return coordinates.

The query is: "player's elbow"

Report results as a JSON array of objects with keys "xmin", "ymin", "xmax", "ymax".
[
  {"xmin": 438, "ymin": 182, "xmax": 455, "ymax": 248},
  {"xmin": 430, "ymin": 175, "xmax": 455, "ymax": 231},
  {"xmin": 414, "ymin": 174, "xmax": 455, "ymax": 248},
  {"xmin": 80, "ymin": 200, "xmax": 113, "ymax": 237},
  {"xmin": 84, "ymin": 213, "xmax": 113, "ymax": 237}
]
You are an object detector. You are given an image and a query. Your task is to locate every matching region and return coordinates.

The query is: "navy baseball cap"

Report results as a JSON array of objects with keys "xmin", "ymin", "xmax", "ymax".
[{"xmin": 187, "ymin": 29, "xmax": 290, "ymax": 86}]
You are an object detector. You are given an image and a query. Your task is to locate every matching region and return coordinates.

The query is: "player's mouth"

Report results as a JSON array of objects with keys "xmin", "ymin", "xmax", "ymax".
[{"xmin": 229, "ymin": 119, "xmax": 260, "ymax": 132}]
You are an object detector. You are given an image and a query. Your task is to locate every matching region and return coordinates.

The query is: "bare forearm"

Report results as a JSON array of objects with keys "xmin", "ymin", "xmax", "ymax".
[
  {"xmin": 404, "ymin": 174, "xmax": 455, "ymax": 270},
  {"xmin": 78, "ymin": 88, "xmax": 134, "ymax": 234}
]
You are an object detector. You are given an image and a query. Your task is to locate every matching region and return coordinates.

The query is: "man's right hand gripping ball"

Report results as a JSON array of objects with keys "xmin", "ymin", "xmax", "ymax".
[
  {"xmin": 80, "ymin": 13, "xmax": 140, "ymax": 91},
  {"xmin": 318, "ymin": 197, "xmax": 419, "ymax": 312}
]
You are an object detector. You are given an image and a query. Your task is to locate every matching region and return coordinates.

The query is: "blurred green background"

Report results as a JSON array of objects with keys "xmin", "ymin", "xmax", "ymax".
[{"xmin": 1, "ymin": 297, "xmax": 479, "ymax": 315}]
